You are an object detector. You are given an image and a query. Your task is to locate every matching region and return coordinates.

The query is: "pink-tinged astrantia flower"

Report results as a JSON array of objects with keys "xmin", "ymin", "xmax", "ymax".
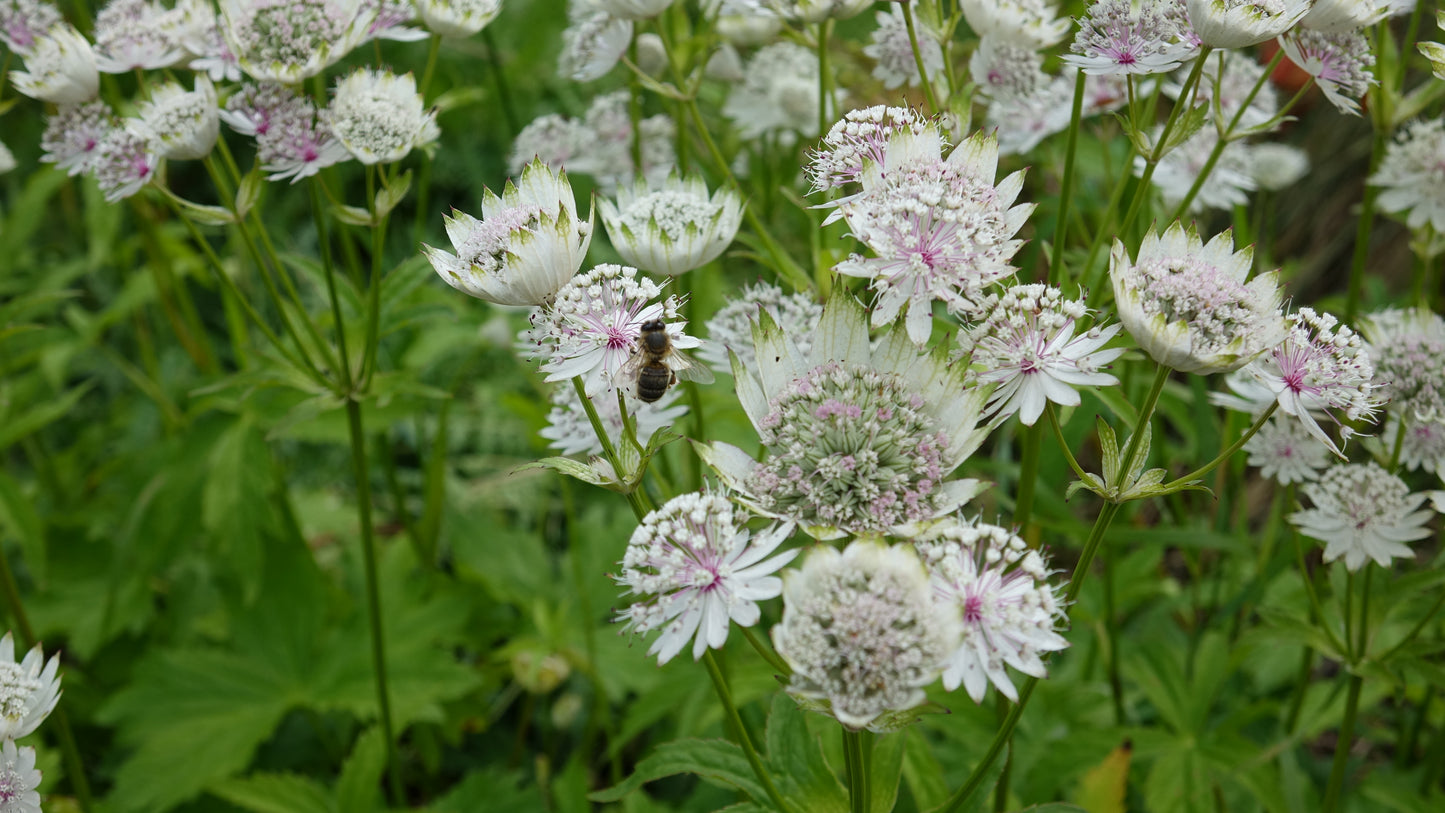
[
  {"xmin": 0, "ymin": 632, "xmax": 61, "ymax": 741},
  {"xmin": 91, "ymin": 127, "xmax": 158, "ymax": 203},
  {"xmin": 9, "ymin": 23, "xmax": 98, "ymax": 104},
  {"xmin": 773, "ymin": 540, "xmax": 961, "ymax": 731},
  {"xmin": 1187, "ymin": 0, "xmax": 1310, "ymax": 49},
  {"xmin": 424, "ymin": 159, "xmax": 593, "ymax": 307},
  {"xmin": 0, "ymin": 0, "xmax": 61, "ymax": 54},
  {"xmin": 1110, "ymin": 222, "xmax": 1287, "ymax": 374},
  {"xmin": 224, "ymin": 84, "xmax": 350, "ymax": 183},
  {"xmin": 616, "ymin": 493, "xmax": 797, "ymax": 665},
  {"xmin": 1244, "ymin": 307, "xmax": 1382, "ymax": 456},
  {"xmin": 220, "ymin": 0, "xmax": 375, "ymax": 83},
  {"xmin": 509, "ymin": 92, "xmax": 676, "ymax": 194},
  {"xmin": 599, "ymin": 174, "xmax": 743, "ymax": 276},
  {"xmin": 175, "ymin": 0, "xmax": 242, "ymax": 81},
  {"xmin": 960, "ymin": 0, "xmax": 1070, "ymax": 49},
  {"xmin": 1065, "ymin": 0, "xmax": 1195, "ymax": 77},
  {"xmin": 1244, "ymin": 413, "xmax": 1330, "ymax": 484},
  {"xmin": 0, "ymin": 739, "xmax": 41, "ymax": 813},
  {"xmin": 1363, "ymin": 307, "xmax": 1445, "ymax": 424},
  {"xmin": 915, "ymin": 519, "xmax": 1068, "ymax": 704},
  {"xmin": 92, "ymin": 0, "xmax": 186, "ymax": 72},
  {"xmin": 40, "ymin": 101, "xmax": 114, "ymax": 176},
  {"xmin": 1290, "ymin": 463, "xmax": 1432, "ymax": 571},
  {"xmin": 699, "ymin": 281, "xmax": 822, "ymax": 377},
  {"xmin": 958, "ymin": 284, "xmax": 1124, "ymax": 426},
  {"xmin": 864, "ymin": 6, "xmax": 943, "ymax": 90},
  {"xmin": 1386, "ymin": 416, "xmax": 1445, "ymax": 481},
  {"xmin": 807, "ymin": 105, "xmax": 941, "ymax": 196},
  {"xmin": 1301, "ymin": 0, "xmax": 1388, "ymax": 33},
  {"xmin": 1279, "ymin": 28, "xmax": 1375, "ymax": 115},
  {"xmin": 696, "ymin": 292, "xmax": 990, "ymax": 540},
  {"xmin": 1371, "ymin": 119, "xmax": 1445, "ymax": 234},
  {"xmin": 361, "ymin": 0, "xmax": 428, "ymax": 41},
  {"xmin": 835, "ymin": 129, "xmax": 1035, "ymax": 344}
]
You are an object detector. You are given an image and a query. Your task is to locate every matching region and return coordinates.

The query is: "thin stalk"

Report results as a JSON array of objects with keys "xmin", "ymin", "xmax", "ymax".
[
  {"xmin": 1050, "ymin": 71, "xmax": 1088, "ymax": 286},
  {"xmin": 993, "ymin": 696, "xmax": 1012, "ymax": 812},
  {"xmin": 418, "ymin": 34, "xmax": 442, "ymax": 101},
  {"xmin": 1321, "ymin": 675, "xmax": 1364, "ymax": 813},
  {"xmin": 741, "ymin": 624, "xmax": 790, "ymax": 676},
  {"xmin": 817, "ymin": 19, "xmax": 833, "ymax": 134},
  {"xmin": 1347, "ymin": 131, "xmax": 1388, "ymax": 322},
  {"xmin": 899, "ymin": 3, "xmax": 939, "ymax": 116},
  {"xmin": 1163, "ymin": 403, "xmax": 1278, "ymax": 491},
  {"xmin": 1118, "ymin": 48, "xmax": 1213, "ymax": 241},
  {"xmin": 1104, "ymin": 550, "xmax": 1126, "ymax": 724},
  {"xmin": 702, "ymin": 652, "xmax": 795, "ymax": 813},
  {"xmin": 571, "ymin": 377, "xmax": 652, "ymax": 521},
  {"xmin": 1292, "ymin": 531, "xmax": 1349, "ymax": 658},
  {"xmin": 1045, "ymin": 405, "xmax": 1089, "ymax": 481},
  {"xmin": 844, "ymin": 728, "xmax": 870, "ymax": 813},
  {"xmin": 1014, "ymin": 422, "xmax": 1042, "ymax": 541},
  {"xmin": 360, "ymin": 166, "xmax": 387, "ymax": 389},
  {"xmin": 481, "ymin": 28, "xmax": 520, "ymax": 138}
]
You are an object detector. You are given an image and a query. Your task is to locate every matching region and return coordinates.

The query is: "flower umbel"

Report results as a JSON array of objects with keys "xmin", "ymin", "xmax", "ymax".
[
  {"xmin": 599, "ymin": 174, "xmax": 743, "ymax": 276},
  {"xmin": 0, "ymin": 633, "xmax": 60, "ymax": 742},
  {"xmin": 1064, "ymin": 0, "xmax": 1195, "ymax": 77},
  {"xmin": 1187, "ymin": 0, "xmax": 1311, "ymax": 49},
  {"xmin": 327, "ymin": 68, "xmax": 437, "ymax": 165},
  {"xmin": 0, "ymin": 739, "xmax": 41, "ymax": 813},
  {"xmin": 1244, "ymin": 413, "xmax": 1330, "ymax": 484},
  {"xmin": 1290, "ymin": 462, "xmax": 1432, "ymax": 570},
  {"xmin": 1372, "ymin": 119, "xmax": 1445, "ymax": 236},
  {"xmin": 699, "ymin": 281, "xmax": 823, "ymax": 376},
  {"xmin": 1363, "ymin": 307, "xmax": 1445, "ymax": 424},
  {"xmin": 130, "ymin": 74, "xmax": 219, "ymax": 161},
  {"xmin": 1279, "ymin": 28, "xmax": 1375, "ymax": 115}
]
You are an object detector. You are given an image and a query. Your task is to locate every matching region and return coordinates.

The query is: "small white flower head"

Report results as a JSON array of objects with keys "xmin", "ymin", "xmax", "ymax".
[
  {"xmin": 1245, "ymin": 413, "xmax": 1330, "ymax": 484},
  {"xmin": 91, "ymin": 127, "xmax": 158, "ymax": 203},
  {"xmin": 0, "ymin": 142, "xmax": 13, "ymax": 175},
  {"xmin": 92, "ymin": 0, "xmax": 186, "ymax": 72},
  {"xmin": 616, "ymin": 493, "xmax": 797, "ymax": 664},
  {"xmin": 130, "ymin": 75, "xmax": 219, "ymax": 161},
  {"xmin": 0, "ymin": 0, "xmax": 61, "ymax": 54},
  {"xmin": 173, "ymin": 0, "xmax": 241, "ymax": 81},
  {"xmin": 1387, "ymin": 416, "xmax": 1445, "ymax": 480},
  {"xmin": 1245, "ymin": 307, "xmax": 1383, "ymax": 456},
  {"xmin": 510, "ymin": 94, "xmax": 676, "ymax": 194},
  {"xmin": 225, "ymin": 83, "xmax": 350, "ymax": 183},
  {"xmin": 864, "ymin": 6, "xmax": 943, "ymax": 90},
  {"xmin": 1065, "ymin": 0, "xmax": 1196, "ymax": 77},
  {"xmin": 971, "ymin": 35, "xmax": 1047, "ymax": 100},
  {"xmin": 424, "ymin": 159, "xmax": 594, "ymax": 308},
  {"xmin": 533, "ymin": 264, "xmax": 697, "ymax": 395},
  {"xmin": 361, "ymin": 0, "xmax": 428, "ymax": 42},
  {"xmin": 698, "ymin": 292, "xmax": 991, "ymax": 539},
  {"xmin": 221, "ymin": 0, "xmax": 375, "ymax": 83},
  {"xmin": 559, "ymin": 5, "xmax": 631, "ymax": 81},
  {"xmin": 600, "ymin": 175, "xmax": 743, "ymax": 276},
  {"xmin": 41, "ymin": 101, "xmax": 115, "ymax": 176},
  {"xmin": 0, "ymin": 633, "xmax": 61, "ymax": 741},
  {"xmin": 1301, "ymin": 0, "xmax": 1387, "ymax": 33},
  {"xmin": 699, "ymin": 281, "xmax": 822, "ymax": 375},
  {"xmin": 1279, "ymin": 28, "xmax": 1375, "ymax": 115},
  {"xmin": 759, "ymin": 0, "xmax": 871, "ymax": 22},
  {"xmin": 1290, "ymin": 462, "xmax": 1433, "ymax": 570},
  {"xmin": 416, "ymin": 0, "xmax": 500, "ymax": 38},
  {"xmin": 836, "ymin": 130, "xmax": 1035, "ymax": 344},
  {"xmin": 539, "ymin": 383, "xmax": 687, "ymax": 456},
  {"xmin": 1363, "ymin": 307, "xmax": 1445, "ymax": 424},
  {"xmin": 915, "ymin": 519, "xmax": 1068, "ymax": 704},
  {"xmin": 594, "ymin": 0, "xmax": 673, "ymax": 19},
  {"xmin": 9, "ymin": 22, "xmax": 99, "ymax": 104},
  {"xmin": 1142, "ymin": 128, "xmax": 1258, "ymax": 213},
  {"xmin": 713, "ymin": 3, "xmax": 782, "ymax": 46},
  {"xmin": 986, "ymin": 71, "xmax": 1077, "ymax": 156},
  {"xmin": 1186, "ymin": 0, "xmax": 1310, "ymax": 49},
  {"xmin": 1247, "ymin": 142, "xmax": 1310, "ymax": 190},
  {"xmin": 0, "ymin": 739, "xmax": 40, "ymax": 813},
  {"xmin": 1371, "ymin": 118, "xmax": 1445, "ymax": 234},
  {"xmin": 807, "ymin": 105, "xmax": 941, "ymax": 196},
  {"xmin": 723, "ymin": 41, "xmax": 826, "ymax": 142},
  {"xmin": 327, "ymin": 68, "xmax": 438, "ymax": 165},
  {"xmin": 1110, "ymin": 223, "xmax": 1287, "ymax": 374},
  {"xmin": 957, "ymin": 284, "xmax": 1125, "ymax": 426},
  {"xmin": 773, "ymin": 540, "xmax": 961, "ymax": 731},
  {"xmin": 960, "ymin": 0, "xmax": 1070, "ymax": 49}
]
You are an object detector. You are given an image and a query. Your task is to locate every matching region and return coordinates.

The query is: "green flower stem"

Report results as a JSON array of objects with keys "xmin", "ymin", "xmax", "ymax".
[
  {"xmin": 741, "ymin": 624, "xmax": 791, "ymax": 677},
  {"xmin": 844, "ymin": 728, "xmax": 871, "ymax": 813},
  {"xmin": 1118, "ymin": 47, "xmax": 1213, "ymax": 243},
  {"xmin": 702, "ymin": 651, "xmax": 794, "ymax": 813},
  {"xmin": 1104, "ymin": 551, "xmax": 1126, "ymax": 725},
  {"xmin": 133, "ymin": 203, "xmax": 218, "ymax": 372},
  {"xmin": 571, "ymin": 377, "xmax": 652, "ymax": 522},
  {"xmin": 1119, "ymin": 364, "xmax": 1171, "ymax": 479},
  {"xmin": 1292, "ymin": 531, "xmax": 1349, "ymax": 659},
  {"xmin": 1014, "ymin": 422, "xmax": 1042, "ymax": 541},
  {"xmin": 1162, "ymin": 402, "xmax": 1278, "ymax": 492},
  {"xmin": 418, "ymin": 34, "xmax": 442, "ymax": 101},
  {"xmin": 1378, "ymin": 590, "xmax": 1445, "ymax": 664},
  {"xmin": 817, "ymin": 19, "xmax": 833, "ymax": 136},
  {"xmin": 0, "ymin": 552, "xmax": 94, "ymax": 813},
  {"xmin": 360, "ymin": 166, "xmax": 388, "ymax": 389},
  {"xmin": 899, "ymin": 2, "xmax": 940, "ymax": 117},
  {"xmin": 1322, "ymin": 673, "xmax": 1364, "ymax": 813},
  {"xmin": 1346, "ymin": 130, "xmax": 1388, "ymax": 322},
  {"xmin": 481, "ymin": 28, "xmax": 521, "ymax": 139},
  {"xmin": 1045, "ymin": 405, "xmax": 1089, "ymax": 482},
  {"xmin": 1079, "ymin": 141, "xmax": 1138, "ymax": 298},
  {"xmin": 1050, "ymin": 71, "xmax": 1088, "ymax": 286}
]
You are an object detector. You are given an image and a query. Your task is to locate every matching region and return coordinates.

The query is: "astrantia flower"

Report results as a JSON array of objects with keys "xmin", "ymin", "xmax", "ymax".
[
  {"xmin": 915, "ymin": 519, "xmax": 1068, "ymax": 703},
  {"xmin": 9, "ymin": 23, "xmax": 99, "ymax": 104},
  {"xmin": 773, "ymin": 540, "xmax": 961, "ymax": 730},
  {"xmin": 130, "ymin": 75, "xmax": 219, "ymax": 161},
  {"xmin": 971, "ymin": 35, "xmax": 1047, "ymax": 100},
  {"xmin": 864, "ymin": 6, "xmax": 943, "ymax": 90},
  {"xmin": 807, "ymin": 105, "xmax": 939, "ymax": 196},
  {"xmin": 600, "ymin": 175, "xmax": 743, "ymax": 276},
  {"xmin": 221, "ymin": 0, "xmax": 374, "ymax": 83},
  {"xmin": 327, "ymin": 68, "xmax": 437, "ymax": 165},
  {"xmin": 957, "ymin": 284, "xmax": 1124, "ymax": 426},
  {"xmin": 1064, "ymin": 0, "xmax": 1195, "ymax": 76},
  {"xmin": 1301, "ymin": 0, "xmax": 1387, "ymax": 33},
  {"xmin": 699, "ymin": 281, "xmax": 822, "ymax": 375},
  {"xmin": 1279, "ymin": 28, "xmax": 1375, "ymax": 115},
  {"xmin": 225, "ymin": 83, "xmax": 350, "ymax": 182},
  {"xmin": 361, "ymin": 0, "xmax": 427, "ymax": 41},
  {"xmin": 835, "ymin": 129, "xmax": 1035, "ymax": 344},
  {"xmin": 1144, "ymin": 128, "xmax": 1258, "ymax": 213},
  {"xmin": 0, "ymin": 633, "xmax": 61, "ymax": 741},
  {"xmin": 959, "ymin": 0, "xmax": 1070, "ymax": 49},
  {"xmin": 92, "ymin": 0, "xmax": 185, "ymax": 72},
  {"xmin": 0, "ymin": 0, "xmax": 61, "ymax": 54},
  {"xmin": 0, "ymin": 142, "xmax": 13, "ymax": 175},
  {"xmin": 1187, "ymin": 0, "xmax": 1310, "ymax": 49},
  {"xmin": 595, "ymin": 0, "xmax": 673, "ymax": 18},
  {"xmin": 416, "ymin": 0, "xmax": 500, "ymax": 37},
  {"xmin": 1290, "ymin": 463, "xmax": 1432, "ymax": 570},
  {"xmin": 758, "ymin": 0, "xmax": 872, "ymax": 22},
  {"xmin": 1244, "ymin": 413, "xmax": 1330, "ymax": 484},
  {"xmin": 1168, "ymin": 49, "xmax": 1279, "ymax": 130},
  {"xmin": 697, "ymin": 292, "xmax": 990, "ymax": 539},
  {"xmin": 559, "ymin": 5, "xmax": 631, "ymax": 81},
  {"xmin": 1387, "ymin": 416, "xmax": 1445, "ymax": 480},
  {"xmin": 425, "ymin": 159, "xmax": 593, "ymax": 307},
  {"xmin": 1110, "ymin": 223, "xmax": 1286, "ymax": 374},
  {"xmin": 91, "ymin": 127, "xmax": 158, "ymax": 203},
  {"xmin": 1245, "ymin": 307, "xmax": 1382, "ymax": 456},
  {"xmin": 1371, "ymin": 119, "xmax": 1445, "ymax": 234},
  {"xmin": 1363, "ymin": 307, "xmax": 1445, "ymax": 424},
  {"xmin": 540, "ymin": 383, "xmax": 687, "ymax": 456},
  {"xmin": 510, "ymin": 93, "xmax": 676, "ymax": 193},
  {"xmin": 986, "ymin": 72, "xmax": 1077, "ymax": 156},
  {"xmin": 616, "ymin": 493, "xmax": 797, "ymax": 664},
  {"xmin": 0, "ymin": 739, "xmax": 40, "ymax": 813},
  {"xmin": 723, "ymin": 41, "xmax": 826, "ymax": 141},
  {"xmin": 41, "ymin": 101, "xmax": 114, "ymax": 176},
  {"xmin": 1247, "ymin": 142, "xmax": 1310, "ymax": 190}
]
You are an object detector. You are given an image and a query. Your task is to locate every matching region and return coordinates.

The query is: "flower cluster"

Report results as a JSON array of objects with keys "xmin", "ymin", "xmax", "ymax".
[
  {"xmin": 1372, "ymin": 118, "xmax": 1445, "ymax": 234},
  {"xmin": 1290, "ymin": 463, "xmax": 1433, "ymax": 570},
  {"xmin": 1065, "ymin": 0, "xmax": 1195, "ymax": 77},
  {"xmin": 510, "ymin": 91, "xmax": 676, "ymax": 193},
  {"xmin": 0, "ymin": 633, "xmax": 63, "ymax": 810},
  {"xmin": 599, "ymin": 174, "xmax": 743, "ymax": 276},
  {"xmin": 699, "ymin": 282, "xmax": 822, "ymax": 375},
  {"xmin": 863, "ymin": 6, "xmax": 943, "ymax": 90},
  {"xmin": 1363, "ymin": 308, "xmax": 1445, "ymax": 425}
]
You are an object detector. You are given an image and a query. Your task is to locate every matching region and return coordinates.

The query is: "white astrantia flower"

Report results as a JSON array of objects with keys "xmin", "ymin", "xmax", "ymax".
[
  {"xmin": 807, "ymin": 105, "xmax": 940, "ymax": 196},
  {"xmin": 595, "ymin": 0, "xmax": 673, "ymax": 19},
  {"xmin": 1064, "ymin": 0, "xmax": 1195, "ymax": 77},
  {"xmin": 0, "ymin": 633, "xmax": 61, "ymax": 742},
  {"xmin": 756, "ymin": 0, "xmax": 871, "ymax": 22},
  {"xmin": 559, "ymin": 5, "xmax": 631, "ymax": 82},
  {"xmin": 1372, "ymin": 118, "xmax": 1445, "ymax": 234},
  {"xmin": 0, "ymin": 739, "xmax": 41, "ymax": 813},
  {"xmin": 9, "ymin": 23, "xmax": 99, "ymax": 104},
  {"xmin": 92, "ymin": 0, "xmax": 186, "ymax": 72},
  {"xmin": 424, "ymin": 159, "xmax": 593, "ymax": 307},
  {"xmin": 957, "ymin": 284, "xmax": 1124, "ymax": 426},
  {"xmin": 616, "ymin": 493, "xmax": 797, "ymax": 664},
  {"xmin": 696, "ymin": 291, "xmax": 990, "ymax": 540},
  {"xmin": 361, "ymin": 0, "xmax": 428, "ymax": 42},
  {"xmin": 835, "ymin": 128, "xmax": 1035, "ymax": 344},
  {"xmin": 225, "ymin": 83, "xmax": 351, "ymax": 183},
  {"xmin": 1363, "ymin": 307, "xmax": 1445, "ymax": 424},
  {"xmin": 509, "ymin": 93, "xmax": 676, "ymax": 194},
  {"xmin": 1244, "ymin": 307, "xmax": 1382, "ymax": 456},
  {"xmin": 1187, "ymin": 0, "xmax": 1310, "ymax": 49},
  {"xmin": 221, "ymin": 0, "xmax": 375, "ymax": 83},
  {"xmin": 1110, "ymin": 223, "xmax": 1287, "ymax": 374},
  {"xmin": 599, "ymin": 175, "xmax": 743, "ymax": 276},
  {"xmin": 174, "ymin": 0, "xmax": 241, "ymax": 81},
  {"xmin": 1245, "ymin": 413, "xmax": 1330, "ymax": 484},
  {"xmin": 915, "ymin": 519, "xmax": 1068, "ymax": 704},
  {"xmin": 773, "ymin": 540, "xmax": 961, "ymax": 731},
  {"xmin": 91, "ymin": 127, "xmax": 158, "ymax": 203},
  {"xmin": 130, "ymin": 75, "xmax": 219, "ymax": 161},
  {"xmin": 1301, "ymin": 0, "xmax": 1387, "ymax": 33},
  {"xmin": 327, "ymin": 68, "xmax": 438, "ymax": 165},
  {"xmin": 986, "ymin": 70, "xmax": 1077, "ymax": 156},
  {"xmin": 1144, "ymin": 128, "xmax": 1258, "ymax": 213},
  {"xmin": 0, "ymin": 142, "xmax": 13, "ymax": 175},
  {"xmin": 699, "ymin": 281, "xmax": 822, "ymax": 376},
  {"xmin": 864, "ymin": 6, "xmax": 943, "ymax": 90},
  {"xmin": 960, "ymin": 0, "xmax": 1070, "ymax": 49},
  {"xmin": 1247, "ymin": 142, "xmax": 1310, "ymax": 190},
  {"xmin": 416, "ymin": 0, "xmax": 500, "ymax": 37},
  {"xmin": 723, "ymin": 41, "xmax": 827, "ymax": 142},
  {"xmin": 531, "ymin": 264, "xmax": 698, "ymax": 396},
  {"xmin": 539, "ymin": 383, "xmax": 687, "ymax": 456},
  {"xmin": 711, "ymin": 0, "xmax": 782, "ymax": 45},
  {"xmin": 1290, "ymin": 463, "xmax": 1433, "ymax": 571},
  {"xmin": 971, "ymin": 34, "xmax": 1046, "ymax": 100},
  {"xmin": 41, "ymin": 102, "xmax": 114, "ymax": 176},
  {"xmin": 0, "ymin": 0, "xmax": 62, "ymax": 54},
  {"xmin": 1279, "ymin": 28, "xmax": 1375, "ymax": 115},
  {"xmin": 1386, "ymin": 416, "xmax": 1445, "ymax": 481}
]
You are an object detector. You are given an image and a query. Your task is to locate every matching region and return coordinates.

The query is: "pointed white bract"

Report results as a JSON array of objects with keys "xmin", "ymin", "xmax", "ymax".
[
  {"xmin": 1301, "ymin": 0, "xmax": 1388, "ymax": 33},
  {"xmin": 416, "ymin": 0, "xmax": 500, "ymax": 38},
  {"xmin": 1371, "ymin": 118, "xmax": 1445, "ymax": 233},
  {"xmin": 0, "ymin": 739, "xmax": 41, "ymax": 813},
  {"xmin": 91, "ymin": 0, "xmax": 186, "ymax": 72},
  {"xmin": 130, "ymin": 75, "xmax": 219, "ymax": 161},
  {"xmin": 327, "ymin": 68, "xmax": 438, "ymax": 165},
  {"xmin": 1186, "ymin": 0, "xmax": 1310, "ymax": 49},
  {"xmin": 600, "ymin": 175, "xmax": 742, "ymax": 276},
  {"xmin": 1290, "ymin": 463, "xmax": 1433, "ymax": 571},
  {"xmin": 220, "ymin": 0, "xmax": 375, "ymax": 83},
  {"xmin": 10, "ymin": 22, "xmax": 99, "ymax": 104},
  {"xmin": 0, "ymin": 633, "xmax": 61, "ymax": 742},
  {"xmin": 699, "ymin": 282, "xmax": 822, "ymax": 376},
  {"xmin": 1279, "ymin": 28, "xmax": 1376, "ymax": 115}
]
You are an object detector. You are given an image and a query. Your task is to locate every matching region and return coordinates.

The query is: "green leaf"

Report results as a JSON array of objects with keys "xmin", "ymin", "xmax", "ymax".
[
  {"xmin": 0, "ymin": 382, "xmax": 93, "ymax": 452},
  {"xmin": 333, "ymin": 203, "xmax": 374, "ymax": 226},
  {"xmin": 901, "ymin": 727, "xmax": 948, "ymax": 811},
  {"xmin": 1158, "ymin": 104, "xmax": 1209, "ymax": 157},
  {"xmin": 869, "ymin": 731, "xmax": 905, "ymax": 813},
  {"xmin": 589, "ymin": 738, "xmax": 768, "ymax": 804},
  {"xmin": 1073, "ymin": 742, "xmax": 1131, "ymax": 813},
  {"xmin": 236, "ymin": 168, "xmax": 264, "ymax": 220},
  {"xmin": 208, "ymin": 772, "xmax": 333, "ymax": 813},
  {"xmin": 0, "ymin": 469, "xmax": 46, "ymax": 583},
  {"xmin": 335, "ymin": 727, "xmax": 386, "ymax": 813},
  {"xmin": 201, "ymin": 418, "xmax": 275, "ymax": 601},
  {"xmin": 426, "ymin": 767, "xmax": 544, "ymax": 812},
  {"xmin": 374, "ymin": 171, "xmax": 413, "ymax": 219},
  {"xmin": 763, "ymin": 693, "xmax": 847, "ymax": 812}
]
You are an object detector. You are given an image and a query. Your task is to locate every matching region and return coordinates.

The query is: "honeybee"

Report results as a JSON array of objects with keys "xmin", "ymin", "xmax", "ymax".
[{"xmin": 622, "ymin": 319, "xmax": 715, "ymax": 403}]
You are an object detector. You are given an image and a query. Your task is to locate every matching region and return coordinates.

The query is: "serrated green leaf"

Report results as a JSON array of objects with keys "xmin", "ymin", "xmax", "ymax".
[
  {"xmin": 208, "ymin": 772, "xmax": 333, "ymax": 813},
  {"xmin": 869, "ymin": 731, "xmax": 905, "ymax": 813},
  {"xmin": 374, "ymin": 171, "xmax": 413, "ymax": 219},
  {"xmin": 0, "ymin": 382, "xmax": 93, "ymax": 452},
  {"xmin": 202, "ymin": 418, "xmax": 274, "ymax": 601},
  {"xmin": 426, "ymin": 767, "xmax": 545, "ymax": 813},
  {"xmin": 588, "ymin": 738, "xmax": 768, "ymax": 804},
  {"xmin": 764, "ymin": 693, "xmax": 847, "ymax": 811},
  {"xmin": 335, "ymin": 727, "xmax": 386, "ymax": 813}
]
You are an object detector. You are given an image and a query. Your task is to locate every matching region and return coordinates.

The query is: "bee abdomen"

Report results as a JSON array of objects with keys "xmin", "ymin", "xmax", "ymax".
[{"xmin": 637, "ymin": 364, "xmax": 674, "ymax": 403}]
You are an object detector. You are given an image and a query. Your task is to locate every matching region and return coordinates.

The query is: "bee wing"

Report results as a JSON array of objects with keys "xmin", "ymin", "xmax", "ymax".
[
  {"xmin": 618, "ymin": 349, "xmax": 648, "ymax": 395},
  {"xmin": 669, "ymin": 349, "xmax": 715, "ymax": 385}
]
